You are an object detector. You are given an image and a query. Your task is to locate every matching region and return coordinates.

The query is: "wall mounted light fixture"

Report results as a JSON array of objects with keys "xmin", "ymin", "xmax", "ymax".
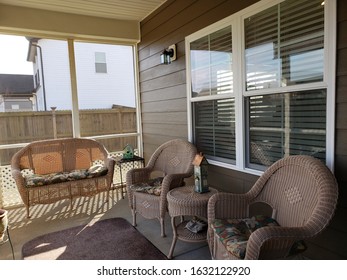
[{"xmin": 160, "ymin": 44, "xmax": 176, "ymax": 64}]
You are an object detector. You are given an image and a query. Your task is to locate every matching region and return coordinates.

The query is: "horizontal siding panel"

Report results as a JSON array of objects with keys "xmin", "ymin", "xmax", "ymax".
[
  {"xmin": 337, "ymin": 21, "xmax": 347, "ymax": 49},
  {"xmin": 335, "ymin": 129, "xmax": 347, "ymax": 156},
  {"xmin": 141, "ymin": 84, "xmax": 186, "ymax": 103},
  {"xmin": 208, "ymin": 164, "xmax": 258, "ymax": 193},
  {"xmin": 140, "ymin": 70, "xmax": 186, "ymax": 92},
  {"xmin": 141, "ymin": 0, "xmax": 195, "ymax": 37},
  {"xmin": 142, "ymin": 111, "xmax": 187, "ymax": 125},
  {"xmin": 334, "ymin": 155, "xmax": 347, "ymax": 194},
  {"xmin": 337, "ymin": 48, "xmax": 347, "ymax": 76},
  {"xmin": 336, "ymin": 102, "xmax": 347, "ymax": 129},
  {"xmin": 338, "ymin": 0, "xmax": 347, "ymax": 22},
  {"xmin": 139, "ymin": 0, "xmax": 226, "ymax": 51},
  {"xmin": 142, "ymin": 123, "xmax": 188, "ymax": 138},
  {"xmin": 141, "ymin": 98, "xmax": 187, "ymax": 113},
  {"xmin": 336, "ymin": 75, "xmax": 347, "ymax": 103},
  {"xmin": 143, "ymin": 133, "xmax": 188, "ymax": 147}
]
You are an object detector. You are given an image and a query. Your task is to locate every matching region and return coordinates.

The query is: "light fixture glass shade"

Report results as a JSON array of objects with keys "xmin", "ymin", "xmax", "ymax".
[
  {"xmin": 160, "ymin": 45, "xmax": 176, "ymax": 65},
  {"xmin": 160, "ymin": 53, "xmax": 171, "ymax": 64}
]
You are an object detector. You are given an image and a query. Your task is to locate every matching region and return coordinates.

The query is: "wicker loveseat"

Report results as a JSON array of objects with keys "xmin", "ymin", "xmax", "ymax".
[{"xmin": 11, "ymin": 138, "xmax": 115, "ymax": 218}]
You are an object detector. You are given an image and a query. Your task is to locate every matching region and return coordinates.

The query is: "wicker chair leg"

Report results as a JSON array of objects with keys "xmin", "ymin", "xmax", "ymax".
[
  {"xmin": 132, "ymin": 209, "xmax": 137, "ymax": 227},
  {"xmin": 106, "ymin": 189, "xmax": 110, "ymax": 203},
  {"xmin": 160, "ymin": 218, "xmax": 166, "ymax": 237},
  {"xmin": 25, "ymin": 205, "xmax": 30, "ymax": 219}
]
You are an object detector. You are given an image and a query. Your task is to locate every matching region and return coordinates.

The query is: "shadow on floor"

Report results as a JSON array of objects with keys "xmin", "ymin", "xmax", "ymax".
[{"xmin": 1, "ymin": 192, "xmax": 211, "ymax": 260}]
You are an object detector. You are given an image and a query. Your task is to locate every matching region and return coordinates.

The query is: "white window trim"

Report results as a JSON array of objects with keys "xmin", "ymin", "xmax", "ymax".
[{"xmin": 186, "ymin": 0, "xmax": 336, "ymax": 174}]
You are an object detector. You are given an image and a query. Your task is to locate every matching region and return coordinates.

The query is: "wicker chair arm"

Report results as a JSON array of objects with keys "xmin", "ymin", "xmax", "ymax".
[
  {"xmin": 11, "ymin": 168, "xmax": 25, "ymax": 184},
  {"xmin": 162, "ymin": 173, "xmax": 191, "ymax": 189},
  {"xmin": 207, "ymin": 192, "xmax": 250, "ymax": 221},
  {"xmin": 159, "ymin": 173, "xmax": 192, "ymax": 201},
  {"xmin": 245, "ymin": 226, "xmax": 311, "ymax": 259},
  {"xmin": 105, "ymin": 156, "xmax": 116, "ymax": 172},
  {"xmin": 125, "ymin": 167, "xmax": 152, "ymax": 185}
]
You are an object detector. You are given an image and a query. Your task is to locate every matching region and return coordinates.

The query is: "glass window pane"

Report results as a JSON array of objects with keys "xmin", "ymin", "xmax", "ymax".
[
  {"xmin": 190, "ymin": 26, "xmax": 233, "ymax": 97},
  {"xmin": 194, "ymin": 98, "xmax": 235, "ymax": 163},
  {"xmin": 95, "ymin": 62, "xmax": 107, "ymax": 73},
  {"xmin": 280, "ymin": 0, "xmax": 324, "ymax": 85},
  {"xmin": 246, "ymin": 90, "xmax": 326, "ymax": 170},
  {"xmin": 245, "ymin": 0, "xmax": 324, "ymax": 91},
  {"xmin": 245, "ymin": 5, "xmax": 279, "ymax": 90},
  {"xmin": 95, "ymin": 52, "xmax": 106, "ymax": 63}
]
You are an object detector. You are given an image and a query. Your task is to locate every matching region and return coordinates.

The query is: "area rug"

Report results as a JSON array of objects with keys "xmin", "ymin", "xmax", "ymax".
[{"xmin": 21, "ymin": 217, "xmax": 167, "ymax": 260}]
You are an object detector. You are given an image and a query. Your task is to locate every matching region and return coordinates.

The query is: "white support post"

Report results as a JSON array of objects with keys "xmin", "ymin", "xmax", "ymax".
[{"xmin": 67, "ymin": 38, "xmax": 81, "ymax": 138}]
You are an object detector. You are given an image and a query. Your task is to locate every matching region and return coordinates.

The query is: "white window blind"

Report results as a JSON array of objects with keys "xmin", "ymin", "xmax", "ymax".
[
  {"xmin": 245, "ymin": 0, "xmax": 324, "ymax": 90},
  {"xmin": 194, "ymin": 98, "xmax": 236, "ymax": 163},
  {"xmin": 190, "ymin": 26, "xmax": 233, "ymax": 97},
  {"xmin": 247, "ymin": 89, "xmax": 326, "ymax": 169}
]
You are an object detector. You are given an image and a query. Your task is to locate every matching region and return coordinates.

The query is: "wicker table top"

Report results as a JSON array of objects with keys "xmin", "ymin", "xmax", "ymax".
[{"xmin": 167, "ymin": 186, "xmax": 218, "ymax": 218}]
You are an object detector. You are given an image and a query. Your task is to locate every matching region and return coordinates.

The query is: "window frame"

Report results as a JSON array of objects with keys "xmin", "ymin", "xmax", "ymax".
[{"xmin": 186, "ymin": 0, "xmax": 336, "ymax": 175}]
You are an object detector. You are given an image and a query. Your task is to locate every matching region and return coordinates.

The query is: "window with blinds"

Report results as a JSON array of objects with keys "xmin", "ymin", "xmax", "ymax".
[
  {"xmin": 244, "ymin": 0, "xmax": 326, "ymax": 170},
  {"xmin": 246, "ymin": 90, "xmax": 326, "ymax": 169},
  {"xmin": 193, "ymin": 98, "xmax": 236, "ymax": 163},
  {"xmin": 186, "ymin": 0, "xmax": 334, "ymax": 173},
  {"xmin": 245, "ymin": 0, "xmax": 324, "ymax": 90},
  {"xmin": 190, "ymin": 26, "xmax": 233, "ymax": 97}
]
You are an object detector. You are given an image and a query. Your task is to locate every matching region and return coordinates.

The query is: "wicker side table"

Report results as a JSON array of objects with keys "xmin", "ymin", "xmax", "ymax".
[
  {"xmin": 112, "ymin": 155, "xmax": 145, "ymax": 199},
  {"xmin": 167, "ymin": 186, "xmax": 218, "ymax": 259}
]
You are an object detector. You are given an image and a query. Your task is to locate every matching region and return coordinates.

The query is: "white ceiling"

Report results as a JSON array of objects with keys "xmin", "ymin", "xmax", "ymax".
[{"xmin": 0, "ymin": 0, "xmax": 167, "ymax": 21}]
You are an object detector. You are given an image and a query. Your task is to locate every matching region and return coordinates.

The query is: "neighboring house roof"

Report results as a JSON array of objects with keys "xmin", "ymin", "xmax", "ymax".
[{"xmin": 0, "ymin": 74, "xmax": 34, "ymax": 97}]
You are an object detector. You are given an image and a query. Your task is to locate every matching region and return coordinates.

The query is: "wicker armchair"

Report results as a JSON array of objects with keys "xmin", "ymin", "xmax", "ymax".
[
  {"xmin": 11, "ymin": 138, "xmax": 115, "ymax": 218},
  {"xmin": 126, "ymin": 139, "xmax": 197, "ymax": 237},
  {"xmin": 207, "ymin": 155, "xmax": 338, "ymax": 260}
]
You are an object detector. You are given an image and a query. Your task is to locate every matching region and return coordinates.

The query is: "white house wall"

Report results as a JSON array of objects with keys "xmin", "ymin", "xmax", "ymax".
[
  {"xmin": 74, "ymin": 42, "xmax": 135, "ymax": 109},
  {"xmin": 36, "ymin": 39, "xmax": 72, "ymax": 111},
  {"xmin": 35, "ymin": 39, "xmax": 135, "ymax": 111}
]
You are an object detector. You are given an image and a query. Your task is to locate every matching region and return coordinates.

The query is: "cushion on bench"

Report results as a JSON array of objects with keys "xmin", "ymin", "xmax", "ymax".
[
  {"xmin": 24, "ymin": 164, "xmax": 108, "ymax": 187},
  {"xmin": 211, "ymin": 215, "xmax": 307, "ymax": 259}
]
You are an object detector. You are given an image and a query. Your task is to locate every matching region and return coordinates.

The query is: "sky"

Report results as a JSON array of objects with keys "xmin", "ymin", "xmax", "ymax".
[{"xmin": 0, "ymin": 34, "xmax": 33, "ymax": 75}]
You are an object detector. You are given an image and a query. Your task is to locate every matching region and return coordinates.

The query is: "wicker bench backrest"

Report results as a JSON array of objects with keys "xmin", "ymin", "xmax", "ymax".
[{"xmin": 15, "ymin": 138, "xmax": 108, "ymax": 175}]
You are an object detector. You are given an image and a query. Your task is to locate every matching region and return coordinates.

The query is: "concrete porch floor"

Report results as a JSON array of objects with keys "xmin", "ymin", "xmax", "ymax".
[{"xmin": 0, "ymin": 190, "xmax": 211, "ymax": 260}]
